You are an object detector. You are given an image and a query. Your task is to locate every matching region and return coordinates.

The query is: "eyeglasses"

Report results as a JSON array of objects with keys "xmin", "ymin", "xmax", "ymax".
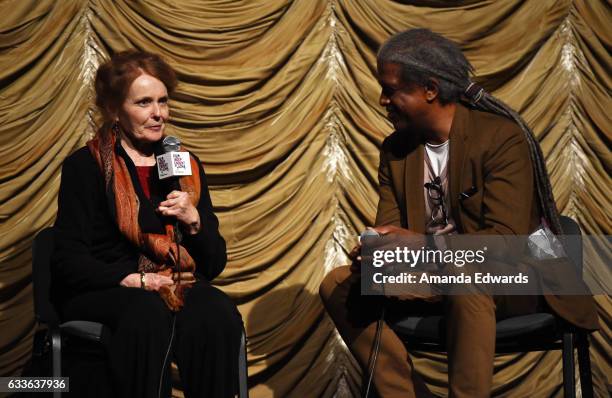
[{"xmin": 424, "ymin": 176, "xmax": 448, "ymax": 227}]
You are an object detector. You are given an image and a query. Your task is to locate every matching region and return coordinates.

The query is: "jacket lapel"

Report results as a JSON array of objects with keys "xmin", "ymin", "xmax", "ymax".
[
  {"xmin": 448, "ymin": 104, "xmax": 470, "ymax": 232},
  {"xmin": 404, "ymin": 143, "xmax": 426, "ymax": 233}
]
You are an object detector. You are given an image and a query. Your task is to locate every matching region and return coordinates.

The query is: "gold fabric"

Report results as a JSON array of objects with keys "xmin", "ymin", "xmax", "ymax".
[{"xmin": 0, "ymin": 1, "xmax": 609, "ymax": 397}]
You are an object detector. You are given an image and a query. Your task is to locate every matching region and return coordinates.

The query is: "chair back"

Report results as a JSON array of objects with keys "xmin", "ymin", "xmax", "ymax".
[
  {"xmin": 32, "ymin": 227, "xmax": 60, "ymax": 324},
  {"xmin": 558, "ymin": 215, "xmax": 583, "ymax": 274}
]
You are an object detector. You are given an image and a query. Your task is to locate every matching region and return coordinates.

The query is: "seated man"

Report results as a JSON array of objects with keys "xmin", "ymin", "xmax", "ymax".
[{"xmin": 319, "ymin": 28, "xmax": 598, "ymax": 398}]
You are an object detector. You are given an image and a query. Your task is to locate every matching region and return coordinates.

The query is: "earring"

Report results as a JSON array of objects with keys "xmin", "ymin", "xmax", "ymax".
[{"xmin": 112, "ymin": 120, "xmax": 120, "ymax": 136}]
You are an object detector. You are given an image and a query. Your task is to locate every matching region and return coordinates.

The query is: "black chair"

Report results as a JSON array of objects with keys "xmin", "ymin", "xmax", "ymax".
[
  {"xmin": 32, "ymin": 227, "xmax": 249, "ymax": 398},
  {"xmin": 390, "ymin": 216, "xmax": 594, "ymax": 398}
]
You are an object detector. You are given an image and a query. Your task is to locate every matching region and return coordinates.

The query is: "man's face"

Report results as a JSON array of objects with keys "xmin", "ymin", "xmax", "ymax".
[{"xmin": 377, "ymin": 62, "xmax": 429, "ymax": 133}]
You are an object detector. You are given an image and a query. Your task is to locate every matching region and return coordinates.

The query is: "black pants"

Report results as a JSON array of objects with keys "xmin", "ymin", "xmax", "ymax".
[{"xmin": 61, "ymin": 281, "xmax": 243, "ymax": 398}]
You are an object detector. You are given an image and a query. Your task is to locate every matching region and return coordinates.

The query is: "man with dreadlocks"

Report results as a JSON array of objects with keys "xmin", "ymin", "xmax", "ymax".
[{"xmin": 319, "ymin": 29, "xmax": 598, "ymax": 397}]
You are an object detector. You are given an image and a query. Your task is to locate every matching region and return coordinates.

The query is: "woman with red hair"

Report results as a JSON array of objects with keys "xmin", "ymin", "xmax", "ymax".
[{"xmin": 53, "ymin": 50, "xmax": 241, "ymax": 398}]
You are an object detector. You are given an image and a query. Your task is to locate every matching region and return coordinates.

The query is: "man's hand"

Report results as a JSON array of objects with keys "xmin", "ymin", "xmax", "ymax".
[
  {"xmin": 348, "ymin": 244, "xmax": 362, "ymax": 273},
  {"xmin": 158, "ymin": 190, "xmax": 201, "ymax": 234},
  {"xmin": 372, "ymin": 225, "xmax": 426, "ymax": 249},
  {"xmin": 349, "ymin": 226, "xmax": 425, "ymax": 273}
]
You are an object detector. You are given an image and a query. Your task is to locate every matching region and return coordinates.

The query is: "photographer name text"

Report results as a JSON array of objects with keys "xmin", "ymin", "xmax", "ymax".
[{"xmin": 372, "ymin": 272, "xmax": 529, "ymax": 284}]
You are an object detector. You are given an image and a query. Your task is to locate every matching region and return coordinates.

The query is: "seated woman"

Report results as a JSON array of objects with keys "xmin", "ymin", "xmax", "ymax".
[{"xmin": 52, "ymin": 50, "xmax": 242, "ymax": 398}]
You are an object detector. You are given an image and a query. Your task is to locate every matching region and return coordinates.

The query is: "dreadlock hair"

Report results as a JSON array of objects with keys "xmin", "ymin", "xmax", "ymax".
[{"xmin": 377, "ymin": 28, "xmax": 562, "ymax": 234}]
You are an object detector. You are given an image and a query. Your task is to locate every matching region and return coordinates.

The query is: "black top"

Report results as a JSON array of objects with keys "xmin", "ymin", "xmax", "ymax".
[{"xmin": 52, "ymin": 144, "xmax": 227, "ymax": 301}]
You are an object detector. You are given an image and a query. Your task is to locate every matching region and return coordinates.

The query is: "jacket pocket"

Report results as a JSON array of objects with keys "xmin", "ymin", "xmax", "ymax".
[{"xmin": 459, "ymin": 190, "xmax": 482, "ymax": 220}]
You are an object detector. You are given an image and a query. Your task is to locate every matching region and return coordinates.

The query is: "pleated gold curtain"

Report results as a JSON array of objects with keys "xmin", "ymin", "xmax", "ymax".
[{"xmin": 0, "ymin": 1, "xmax": 610, "ymax": 397}]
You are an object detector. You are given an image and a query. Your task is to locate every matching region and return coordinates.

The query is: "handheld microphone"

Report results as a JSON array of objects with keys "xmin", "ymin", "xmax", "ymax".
[
  {"xmin": 156, "ymin": 136, "xmax": 192, "ymax": 180},
  {"xmin": 359, "ymin": 228, "xmax": 380, "ymax": 244},
  {"xmin": 156, "ymin": 136, "xmax": 190, "ymax": 274}
]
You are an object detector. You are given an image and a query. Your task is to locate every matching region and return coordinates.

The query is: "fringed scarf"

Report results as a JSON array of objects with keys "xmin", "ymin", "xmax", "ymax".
[{"xmin": 87, "ymin": 130, "xmax": 201, "ymax": 311}]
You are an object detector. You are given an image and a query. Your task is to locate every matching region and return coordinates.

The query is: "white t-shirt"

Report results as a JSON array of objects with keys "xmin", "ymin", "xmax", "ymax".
[
  {"xmin": 425, "ymin": 140, "xmax": 449, "ymax": 177},
  {"xmin": 424, "ymin": 139, "xmax": 454, "ymax": 237}
]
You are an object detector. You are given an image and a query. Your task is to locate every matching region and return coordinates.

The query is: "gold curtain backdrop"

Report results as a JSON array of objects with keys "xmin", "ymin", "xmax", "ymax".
[{"xmin": 0, "ymin": 0, "xmax": 610, "ymax": 396}]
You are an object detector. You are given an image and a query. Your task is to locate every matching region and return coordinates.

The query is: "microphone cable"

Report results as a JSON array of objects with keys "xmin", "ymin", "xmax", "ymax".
[
  {"xmin": 363, "ymin": 304, "xmax": 386, "ymax": 398},
  {"xmin": 360, "ymin": 228, "xmax": 385, "ymax": 398},
  {"xmin": 174, "ymin": 222, "xmax": 181, "ymax": 288},
  {"xmin": 158, "ymin": 314, "xmax": 176, "ymax": 398}
]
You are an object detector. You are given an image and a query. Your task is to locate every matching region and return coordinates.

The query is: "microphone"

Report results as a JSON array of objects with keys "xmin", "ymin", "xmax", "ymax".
[
  {"xmin": 162, "ymin": 135, "xmax": 181, "ymax": 152},
  {"xmin": 359, "ymin": 228, "xmax": 380, "ymax": 244},
  {"xmin": 156, "ymin": 136, "xmax": 192, "ymax": 180},
  {"xmin": 156, "ymin": 136, "xmax": 190, "ymax": 271}
]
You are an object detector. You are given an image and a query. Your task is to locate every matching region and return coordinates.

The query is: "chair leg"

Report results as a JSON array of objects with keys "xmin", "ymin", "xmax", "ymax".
[
  {"xmin": 562, "ymin": 332, "xmax": 576, "ymax": 398},
  {"xmin": 238, "ymin": 328, "xmax": 249, "ymax": 398},
  {"xmin": 576, "ymin": 332, "xmax": 594, "ymax": 398},
  {"xmin": 32, "ymin": 329, "xmax": 47, "ymax": 358},
  {"xmin": 50, "ymin": 327, "xmax": 62, "ymax": 398}
]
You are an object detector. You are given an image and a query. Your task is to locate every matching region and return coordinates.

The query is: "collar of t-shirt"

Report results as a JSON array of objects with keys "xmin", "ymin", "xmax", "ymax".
[{"xmin": 424, "ymin": 139, "xmax": 449, "ymax": 177}]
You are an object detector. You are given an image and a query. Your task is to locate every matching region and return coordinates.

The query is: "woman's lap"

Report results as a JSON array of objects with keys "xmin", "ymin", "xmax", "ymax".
[
  {"xmin": 59, "ymin": 281, "xmax": 242, "ymax": 397},
  {"xmin": 60, "ymin": 280, "xmax": 242, "ymax": 331}
]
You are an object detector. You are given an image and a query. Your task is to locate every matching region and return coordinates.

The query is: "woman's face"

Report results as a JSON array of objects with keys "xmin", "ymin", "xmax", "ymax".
[{"xmin": 117, "ymin": 73, "xmax": 169, "ymax": 145}]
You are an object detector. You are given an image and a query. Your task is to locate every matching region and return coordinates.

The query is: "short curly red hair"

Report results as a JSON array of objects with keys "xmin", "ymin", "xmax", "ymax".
[{"xmin": 95, "ymin": 50, "xmax": 177, "ymax": 126}]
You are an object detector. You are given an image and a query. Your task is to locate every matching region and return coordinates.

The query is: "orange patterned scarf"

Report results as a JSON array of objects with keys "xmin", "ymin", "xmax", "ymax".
[{"xmin": 87, "ymin": 130, "xmax": 201, "ymax": 311}]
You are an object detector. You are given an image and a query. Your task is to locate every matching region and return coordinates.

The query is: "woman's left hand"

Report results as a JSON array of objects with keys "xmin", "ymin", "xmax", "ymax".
[{"xmin": 158, "ymin": 190, "xmax": 201, "ymax": 234}]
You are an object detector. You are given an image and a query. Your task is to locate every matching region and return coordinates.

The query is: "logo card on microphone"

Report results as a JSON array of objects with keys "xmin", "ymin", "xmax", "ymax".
[
  {"xmin": 158, "ymin": 155, "xmax": 170, "ymax": 176},
  {"xmin": 156, "ymin": 152, "xmax": 192, "ymax": 179}
]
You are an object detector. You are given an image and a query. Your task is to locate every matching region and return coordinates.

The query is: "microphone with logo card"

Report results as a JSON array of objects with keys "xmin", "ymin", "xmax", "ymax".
[
  {"xmin": 157, "ymin": 136, "xmax": 192, "ymax": 180},
  {"xmin": 156, "ymin": 136, "xmax": 191, "ymax": 282}
]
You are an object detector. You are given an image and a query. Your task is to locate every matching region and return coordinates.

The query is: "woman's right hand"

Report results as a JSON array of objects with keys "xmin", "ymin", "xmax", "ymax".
[{"xmin": 120, "ymin": 273, "xmax": 174, "ymax": 291}]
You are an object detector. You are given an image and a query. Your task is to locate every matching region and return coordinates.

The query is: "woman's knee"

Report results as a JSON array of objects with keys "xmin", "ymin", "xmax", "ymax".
[
  {"xmin": 180, "ymin": 284, "xmax": 242, "ymax": 337},
  {"xmin": 118, "ymin": 290, "xmax": 172, "ymax": 333}
]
